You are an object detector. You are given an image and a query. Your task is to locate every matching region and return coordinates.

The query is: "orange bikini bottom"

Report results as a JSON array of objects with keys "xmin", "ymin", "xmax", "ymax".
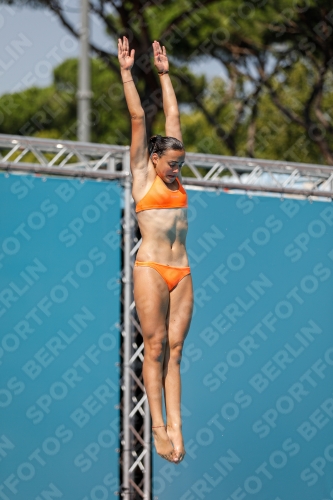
[{"xmin": 134, "ymin": 261, "xmax": 191, "ymax": 292}]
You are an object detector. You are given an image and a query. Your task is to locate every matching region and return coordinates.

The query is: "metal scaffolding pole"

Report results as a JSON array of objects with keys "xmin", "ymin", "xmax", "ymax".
[
  {"xmin": 143, "ymin": 398, "xmax": 151, "ymax": 499},
  {"xmin": 77, "ymin": 0, "xmax": 92, "ymax": 142},
  {"xmin": 0, "ymin": 162, "xmax": 127, "ymax": 181},
  {"xmin": 122, "ymin": 150, "xmax": 132, "ymax": 499}
]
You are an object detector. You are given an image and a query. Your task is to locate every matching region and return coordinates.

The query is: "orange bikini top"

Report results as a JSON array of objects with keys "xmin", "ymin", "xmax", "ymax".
[{"xmin": 135, "ymin": 175, "xmax": 188, "ymax": 213}]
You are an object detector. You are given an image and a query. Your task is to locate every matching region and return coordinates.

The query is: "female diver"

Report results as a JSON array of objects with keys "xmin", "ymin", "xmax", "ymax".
[{"xmin": 118, "ymin": 36, "xmax": 193, "ymax": 464}]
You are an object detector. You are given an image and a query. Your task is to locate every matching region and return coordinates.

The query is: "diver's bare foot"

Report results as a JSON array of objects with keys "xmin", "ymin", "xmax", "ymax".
[
  {"xmin": 152, "ymin": 426, "xmax": 179, "ymax": 463},
  {"xmin": 166, "ymin": 424, "xmax": 186, "ymax": 463}
]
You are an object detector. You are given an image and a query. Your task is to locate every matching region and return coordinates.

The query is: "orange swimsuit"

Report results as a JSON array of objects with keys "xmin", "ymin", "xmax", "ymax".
[{"xmin": 135, "ymin": 175, "xmax": 191, "ymax": 291}]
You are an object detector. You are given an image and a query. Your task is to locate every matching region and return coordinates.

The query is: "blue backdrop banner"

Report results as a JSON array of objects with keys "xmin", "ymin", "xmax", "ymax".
[
  {"xmin": 0, "ymin": 173, "xmax": 122, "ymax": 500},
  {"xmin": 153, "ymin": 189, "xmax": 333, "ymax": 500}
]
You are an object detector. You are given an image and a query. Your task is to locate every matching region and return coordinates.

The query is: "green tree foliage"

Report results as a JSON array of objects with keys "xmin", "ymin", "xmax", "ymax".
[
  {"xmin": 0, "ymin": 59, "xmax": 129, "ymax": 144},
  {"xmin": 1, "ymin": 0, "xmax": 333, "ymax": 164}
]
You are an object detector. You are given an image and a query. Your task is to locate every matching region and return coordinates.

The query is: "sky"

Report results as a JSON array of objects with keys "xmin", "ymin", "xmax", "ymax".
[{"xmin": 0, "ymin": 2, "xmax": 223, "ymax": 97}]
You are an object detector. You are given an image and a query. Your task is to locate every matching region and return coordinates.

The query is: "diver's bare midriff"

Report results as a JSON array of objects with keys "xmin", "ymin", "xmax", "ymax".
[{"xmin": 136, "ymin": 207, "xmax": 189, "ymax": 266}]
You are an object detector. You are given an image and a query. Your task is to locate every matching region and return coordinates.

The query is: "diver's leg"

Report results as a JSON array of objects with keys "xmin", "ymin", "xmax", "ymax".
[
  {"xmin": 163, "ymin": 273, "xmax": 194, "ymax": 462},
  {"xmin": 134, "ymin": 265, "xmax": 178, "ymax": 462}
]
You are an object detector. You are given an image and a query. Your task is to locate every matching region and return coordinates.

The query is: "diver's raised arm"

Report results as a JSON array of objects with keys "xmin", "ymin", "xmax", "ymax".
[
  {"xmin": 153, "ymin": 40, "xmax": 183, "ymax": 143},
  {"xmin": 118, "ymin": 36, "xmax": 148, "ymax": 172}
]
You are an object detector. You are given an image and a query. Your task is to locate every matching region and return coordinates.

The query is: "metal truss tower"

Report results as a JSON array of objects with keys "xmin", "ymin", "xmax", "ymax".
[{"xmin": 1, "ymin": 134, "xmax": 333, "ymax": 499}]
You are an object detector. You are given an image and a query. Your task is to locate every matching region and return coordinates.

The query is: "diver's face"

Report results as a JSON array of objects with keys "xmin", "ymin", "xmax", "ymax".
[{"xmin": 152, "ymin": 149, "xmax": 185, "ymax": 183}]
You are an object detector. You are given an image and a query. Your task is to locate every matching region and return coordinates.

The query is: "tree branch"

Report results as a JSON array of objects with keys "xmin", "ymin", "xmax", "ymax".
[
  {"xmin": 265, "ymin": 81, "xmax": 305, "ymax": 127},
  {"xmin": 182, "ymin": 75, "xmax": 236, "ymax": 154},
  {"xmin": 304, "ymin": 63, "xmax": 328, "ymax": 129},
  {"xmin": 160, "ymin": 0, "xmax": 218, "ymax": 40},
  {"xmin": 246, "ymin": 99, "xmax": 258, "ymax": 158},
  {"xmin": 89, "ymin": 3, "xmax": 120, "ymax": 39},
  {"xmin": 49, "ymin": 1, "xmax": 119, "ymax": 73}
]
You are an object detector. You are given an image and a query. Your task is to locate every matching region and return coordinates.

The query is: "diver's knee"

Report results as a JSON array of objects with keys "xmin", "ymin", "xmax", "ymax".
[
  {"xmin": 169, "ymin": 341, "xmax": 184, "ymax": 364},
  {"xmin": 145, "ymin": 339, "xmax": 166, "ymax": 363}
]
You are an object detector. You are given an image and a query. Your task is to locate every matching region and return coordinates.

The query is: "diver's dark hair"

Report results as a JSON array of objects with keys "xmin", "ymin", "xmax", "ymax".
[{"xmin": 148, "ymin": 135, "xmax": 184, "ymax": 157}]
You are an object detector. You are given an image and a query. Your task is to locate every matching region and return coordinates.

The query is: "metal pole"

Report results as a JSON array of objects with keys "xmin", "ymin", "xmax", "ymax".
[
  {"xmin": 1, "ymin": 162, "xmax": 333, "ymax": 199},
  {"xmin": 0, "ymin": 162, "xmax": 127, "ymax": 181},
  {"xmin": 122, "ymin": 149, "xmax": 132, "ymax": 499},
  {"xmin": 180, "ymin": 178, "xmax": 333, "ymax": 198},
  {"xmin": 143, "ymin": 398, "xmax": 151, "ymax": 499},
  {"xmin": 77, "ymin": 0, "xmax": 92, "ymax": 142}
]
